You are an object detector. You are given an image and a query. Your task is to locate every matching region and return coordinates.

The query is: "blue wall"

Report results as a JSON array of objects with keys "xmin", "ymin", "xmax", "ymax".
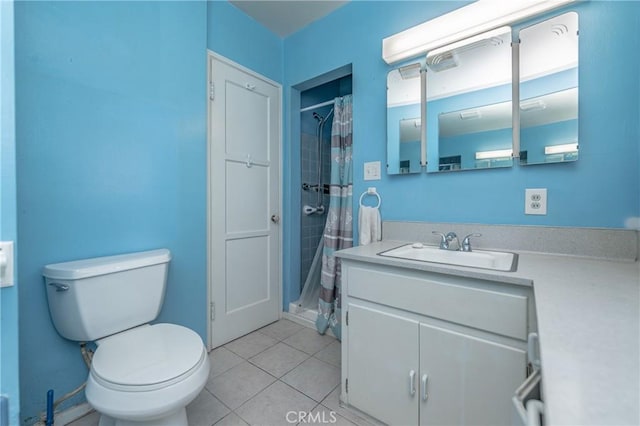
[
  {"xmin": 283, "ymin": 1, "xmax": 468, "ymax": 308},
  {"xmin": 15, "ymin": 1, "xmax": 207, "ymax": 422},
  {"xmin": 281, "ymin": 1, "xmax": 640, "ymax": 307},
  {"xmin": 1, "ymin": 1, "xmax": 20, "ymax": 424},
  {"xmin": 283, "ymin": 0, "xmax": 639, "ymax": 226},
  {"xmin": 207, "ymin": 1, "xmax": 283, "ymax": 83}
]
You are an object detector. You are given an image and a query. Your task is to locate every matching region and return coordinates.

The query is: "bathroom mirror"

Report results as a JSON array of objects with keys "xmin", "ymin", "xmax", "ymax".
[
  {"xmin": 519, "ymin": 12, "xmax": 579, "ymax": 165},
  {"xmin": 387, "ymin": 63, "xmax": 423, "ymax": 174},
  {"xmin": 426, "ymin": 27, "xmax": 513, "ymax": 173}
]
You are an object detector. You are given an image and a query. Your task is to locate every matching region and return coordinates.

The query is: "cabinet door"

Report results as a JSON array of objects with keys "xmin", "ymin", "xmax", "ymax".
[
  {"xmin": 419, "ymin": 323, "xmax": 526, "ymax": 426},
  {"xmin": 347, "ymin": 303, "xmax": 419, "ymax": 425}
]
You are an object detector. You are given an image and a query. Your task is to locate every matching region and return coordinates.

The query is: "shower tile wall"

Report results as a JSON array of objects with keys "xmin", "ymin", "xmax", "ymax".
[{"xmin": 300, "ymin": 125, "xmax": 331, "ymax": 289}]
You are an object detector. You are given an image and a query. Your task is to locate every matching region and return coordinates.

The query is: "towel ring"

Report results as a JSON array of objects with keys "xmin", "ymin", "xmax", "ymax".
[{"xmin": 359, "ymin": 187, "xmax": 381, "ymax": 209}]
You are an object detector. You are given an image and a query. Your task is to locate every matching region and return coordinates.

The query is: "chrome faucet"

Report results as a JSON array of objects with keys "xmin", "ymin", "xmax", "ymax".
[
  {"xmin": 433, "ymin": 231, "xmax": 482, "ymax": 251},
  {"xmin": 432, "ymin": 231, "xmax": 460, "ymax": 251},
  {"xmin": 461, "ymin": 233, "xmax": 482, "ymax": 252}
]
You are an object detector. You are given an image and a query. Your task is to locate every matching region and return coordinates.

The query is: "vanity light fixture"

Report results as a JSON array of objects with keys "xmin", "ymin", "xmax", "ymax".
[
  {"xmin": 544, "ymin": 142, "xmax": 578, "ymax": 154},
  {"xmin": 426, "ymin": 26, "xmax": 509, "ymax": 72},
  {"xmin": 382, "ymin": 0, "xmax": 577, "ymax": 64},
  {"xmin": 475, "ymin": 148, "xmax": 513, "ymax": 160}
]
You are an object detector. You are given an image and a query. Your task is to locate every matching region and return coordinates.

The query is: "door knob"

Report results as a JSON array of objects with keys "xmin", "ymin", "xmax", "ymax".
[{"xmin": 271, "ymin": 214, "xmax": 280, "ymax": 224}]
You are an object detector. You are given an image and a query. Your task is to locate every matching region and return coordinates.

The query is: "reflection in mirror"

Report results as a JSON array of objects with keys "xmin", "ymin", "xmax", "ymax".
[
  {"xmin": 387, "ymin": 63, "xmax": 422, "ymax": 174},
  {"xmin": 439, "ymin": 100, "xmax": 512, "ymax": 170},
  {"xmin": 519, "ymin": 12, "xmax": 579, "ymax": 165},
  {"xmin": 426, "ymin": 27, "xmax": 513, "ymax": 173}
]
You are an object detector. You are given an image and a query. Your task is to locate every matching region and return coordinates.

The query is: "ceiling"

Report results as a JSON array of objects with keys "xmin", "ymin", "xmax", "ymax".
[{"xmin": 229, "ymin": 1, "xmax": 349, "ymax": 37}]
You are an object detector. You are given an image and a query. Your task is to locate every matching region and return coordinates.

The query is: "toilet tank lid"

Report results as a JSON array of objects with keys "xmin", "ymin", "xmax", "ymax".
[{"xmin": 43, "ymin": 249, "xmax": 171, "ymax": 280}]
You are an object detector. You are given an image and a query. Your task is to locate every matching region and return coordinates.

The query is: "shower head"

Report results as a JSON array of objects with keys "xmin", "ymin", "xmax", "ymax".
[{"xmin": 312, "ymin": 112, "xmax": 323, "ymax": 122}]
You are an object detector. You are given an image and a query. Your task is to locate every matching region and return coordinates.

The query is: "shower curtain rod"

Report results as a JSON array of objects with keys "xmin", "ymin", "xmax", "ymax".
[{"xmin": 300, "ymin": 99, "xmax": 335, "ymax": 112}]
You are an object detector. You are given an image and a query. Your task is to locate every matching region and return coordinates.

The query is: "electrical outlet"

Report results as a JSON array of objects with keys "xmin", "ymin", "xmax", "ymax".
[{"xmin": 525, "ymin": 188, "xmax": 547, "ymax": 215}]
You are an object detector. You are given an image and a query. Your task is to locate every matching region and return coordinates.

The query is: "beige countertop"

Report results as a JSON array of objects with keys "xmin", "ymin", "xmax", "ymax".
[{"xmin": 336, "ymin": 240, "xmax": 640, "ymax": 425}]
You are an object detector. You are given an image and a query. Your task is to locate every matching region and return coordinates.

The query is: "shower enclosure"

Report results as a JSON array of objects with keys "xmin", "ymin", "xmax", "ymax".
[
  {"xmin": 296, "ymin": 104, "xmax": 332, "ymax": 317},
  {"xmin": 292, "ymin": 75, "xmax": 352, "ymax": 320}
]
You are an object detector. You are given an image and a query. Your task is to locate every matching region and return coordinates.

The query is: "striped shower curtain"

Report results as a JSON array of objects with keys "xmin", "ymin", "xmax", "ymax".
[{"xmin": 316, "ymin": 95, "xmax": 353, "ymax": 340}]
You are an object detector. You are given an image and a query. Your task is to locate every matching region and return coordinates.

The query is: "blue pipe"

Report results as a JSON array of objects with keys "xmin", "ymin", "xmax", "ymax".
[{"xmin": 45, "ymin": 390, "xmax": 54, "ymax": 426}]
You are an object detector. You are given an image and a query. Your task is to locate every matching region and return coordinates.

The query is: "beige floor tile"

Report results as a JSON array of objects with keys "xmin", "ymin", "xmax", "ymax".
[
  {"xmin": 186, "ymin": 389, "xmax": 230, "ymax": 426},
  {"xmin": 235, "ymin": 381, "xmax": 317, "ymax": 426},
  {"xmin": 208, "ymin": 346, "xmax": 245, "ymax": 378},
  {"xmin": 283, "ymin": 328, "xmax": 335, "ymax": 355},
  {"xmin": 313, "ymin": 340, "xmax": 341, "ymax": 368},
  {"xmin": 249, "ymin": 342, "xmax": 310, "ymax": 378},
  {"xmin": 214, "ymin": 412, "xmax": 249, "ymax": 426},
  {"xmin": 258, "ymin": 319, "xmax": 304, "ymax": 341},
  {"xmin": 306, "ymin": 405, "xmax": 358, "ymax": 426},
  {"xmin": 225, "ymin": 331, "xmax": 279, "ymax": 359},
  {"xmin": 281, "ymin": 357, "xmax": 340, "ymax": 402},
  {"xmin": 207, "ymin": 361, "xmax": 276, "ymax": 410}
]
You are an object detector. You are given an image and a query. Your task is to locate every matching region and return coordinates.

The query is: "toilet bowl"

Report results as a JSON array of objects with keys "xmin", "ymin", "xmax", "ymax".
[
  {"xmin": 86, "ymin": 324, "xmax": 209, "ymax": 426},
  {"xmin": 43, "ymin": 249, "xmax": 209, "ymax": 426}
]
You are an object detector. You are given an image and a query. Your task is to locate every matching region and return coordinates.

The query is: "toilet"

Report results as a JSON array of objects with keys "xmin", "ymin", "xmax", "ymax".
[{"xmin": 43, "ymin": 249, "xmax": 209, "ymax": 426}]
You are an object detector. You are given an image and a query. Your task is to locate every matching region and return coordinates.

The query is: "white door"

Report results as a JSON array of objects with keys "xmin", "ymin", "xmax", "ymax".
[
  {"xmin": 208, "ymin": 53, "xmax": 281, "ymax": 348},
  {"xmin": 347, "ymin": 303, "xmax": 420, "ymax": 425},
  {"xmin": 419, "ymin": 323, "xmax": 526, "ymax": 426}
]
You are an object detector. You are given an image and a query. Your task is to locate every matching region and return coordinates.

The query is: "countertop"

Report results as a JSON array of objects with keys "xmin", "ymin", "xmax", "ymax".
[{"xmin": 336, "ymin": 240, "xmax": 640, "ymax": 426}]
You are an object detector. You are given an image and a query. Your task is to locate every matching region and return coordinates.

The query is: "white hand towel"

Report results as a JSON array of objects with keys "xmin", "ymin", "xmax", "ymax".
[{"xmin": 359, "ymin": 206, "xmax": 381, "ymax": 245}]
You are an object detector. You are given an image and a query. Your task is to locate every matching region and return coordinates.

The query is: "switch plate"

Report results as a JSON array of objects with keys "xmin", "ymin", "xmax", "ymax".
[
  {"xmin": 364, "ymin": 161, "xmax": 381, "ymax": 181},
  {"xmin": 0, "ymin": 241, "xmax": 14, "ymax": 287},
  {"xmin": 525, "ymin": 188, "xmax": 547, "ymax": 215}
]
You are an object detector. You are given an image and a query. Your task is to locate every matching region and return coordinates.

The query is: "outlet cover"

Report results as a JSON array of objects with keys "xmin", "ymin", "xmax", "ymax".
[
  {"xmin": 525, "ymin": 188, "xmax": 547, "ymax": 215},
  {"xmin": 364, "ymin": 161, "xmax": 381, "ymax": 181}
]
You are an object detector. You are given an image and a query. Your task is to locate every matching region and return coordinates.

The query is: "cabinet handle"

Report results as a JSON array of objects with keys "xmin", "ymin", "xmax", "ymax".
[
  {"xmin": 409, "ymin": 370, "xmax": 416, "ymax": 396},
  {"xmin": 421, "ymin": 374, "xmax": 429, "ymax": 401}
]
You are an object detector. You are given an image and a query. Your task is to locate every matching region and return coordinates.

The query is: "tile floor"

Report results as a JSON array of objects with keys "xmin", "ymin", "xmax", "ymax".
[{"xmin": 69, "ymin": 319, "xmax": 375, "ymax": 426}]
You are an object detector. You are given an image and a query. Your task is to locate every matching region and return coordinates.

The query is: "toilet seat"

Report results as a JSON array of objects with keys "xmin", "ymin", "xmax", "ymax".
[
  {"xmin": 91, "ymin": 323, "xmax": 206, "ymax": 392},
  {"xmin": 86, "ymin": 323, "xmax": 210, "ymax": 423}
]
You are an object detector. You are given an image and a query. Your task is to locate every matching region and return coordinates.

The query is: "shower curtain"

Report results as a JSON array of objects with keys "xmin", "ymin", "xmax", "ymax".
[{"xmin": 316, "ymin": 95, "xmax": 353, "ymax": 340}]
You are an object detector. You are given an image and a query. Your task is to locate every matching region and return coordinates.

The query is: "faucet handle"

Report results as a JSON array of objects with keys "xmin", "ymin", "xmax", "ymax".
[
  {"xmin": 461, "ymin": 233, "xmax": 482, "ymax": 252},
  {"xmin": 432, "ymin": 231, "xmax": 448, "ymax": 249}
]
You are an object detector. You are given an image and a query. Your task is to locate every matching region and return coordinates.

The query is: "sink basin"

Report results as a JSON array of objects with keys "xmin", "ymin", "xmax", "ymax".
[{"xmin": 378, "ymin": 244, "xmax": 518, "ymax": 272}]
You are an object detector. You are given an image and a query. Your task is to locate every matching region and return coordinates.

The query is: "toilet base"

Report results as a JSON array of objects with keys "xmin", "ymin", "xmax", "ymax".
[{"xmin": 97, "ymin": 408, "xmax": 188, "ymax": 426}]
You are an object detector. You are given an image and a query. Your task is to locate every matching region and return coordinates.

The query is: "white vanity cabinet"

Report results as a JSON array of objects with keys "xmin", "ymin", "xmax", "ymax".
[{"xmin": 341, "ymin": 260, "xmax": 536, "ymax": 426}]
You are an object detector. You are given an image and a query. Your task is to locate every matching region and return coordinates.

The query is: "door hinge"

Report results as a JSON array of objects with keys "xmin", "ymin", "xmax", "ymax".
[
  {"xmin": 209, "ymin": 81, "xmax": 215, "ymax": 101},
  {"xmin": 210, "ymin": 301, "xmax": 216, "ymax": 321},
  {"xmin": 345, "ymin": 378, "xmax": 348, "ymax": 393},
  {"xmin": 346, "ymin": 311, "xmax": 349, "ymax": 326}
]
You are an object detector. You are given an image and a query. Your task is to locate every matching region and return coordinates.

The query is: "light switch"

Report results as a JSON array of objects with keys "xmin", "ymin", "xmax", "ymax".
[
  {"xmin": 0, "ymin": 241, "xmax": 14, "ymax": 288},
  {"xmin": 364, "ymin": 161, "xmax": 381, "ymax": 181}
]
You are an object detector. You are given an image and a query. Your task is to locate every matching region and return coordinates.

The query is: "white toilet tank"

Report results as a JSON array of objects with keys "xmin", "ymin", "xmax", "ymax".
[{"xmin": 43, "ymin": 249, "xmax": 171, "ymax": 341}]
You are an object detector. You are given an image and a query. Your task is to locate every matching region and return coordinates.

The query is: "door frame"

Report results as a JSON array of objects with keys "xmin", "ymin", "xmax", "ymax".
[{"xmin": 206, "ymin": 50, "xmax": 283, "ymax": 351}]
